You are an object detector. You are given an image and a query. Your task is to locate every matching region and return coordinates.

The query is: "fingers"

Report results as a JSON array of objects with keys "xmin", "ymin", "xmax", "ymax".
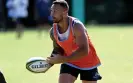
[
  {"xmin": 51, "ymin": 54, "xmax": 61, "ymax": 57},
  {"xmin": 46, "ymin": 57, "xmax": 55, "ymax": 64},
  {"xmin": 52, "ymin": 54, "xmax": 57, "ymax": 57},
  {"xmin": 46, "ymin": 57, "xmax": 51, "ymax": 63},
  {"xmin": 46, "ymin": 54, "xmax": 62, "ymax": 64}
]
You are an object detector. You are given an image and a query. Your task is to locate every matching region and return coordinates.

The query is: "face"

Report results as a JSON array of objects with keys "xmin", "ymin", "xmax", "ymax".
[{"xmin": 50, "ymin": 4, "xmax": 65, "ymax": 23}]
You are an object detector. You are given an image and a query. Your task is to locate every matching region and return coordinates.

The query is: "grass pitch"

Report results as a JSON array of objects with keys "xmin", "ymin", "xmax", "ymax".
[{"xmin": 0, "ymin": 25, "xmax": 133, "ymax": 83}]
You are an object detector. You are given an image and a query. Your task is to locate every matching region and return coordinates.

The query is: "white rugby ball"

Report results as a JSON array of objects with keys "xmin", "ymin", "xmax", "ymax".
[{"xmin": 26, "ymin": 57, "xmax": 52, "ymax": 73}]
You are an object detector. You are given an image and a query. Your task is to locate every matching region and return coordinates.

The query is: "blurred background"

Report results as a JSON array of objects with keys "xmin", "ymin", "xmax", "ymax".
[
  {"xmin": 0, "ymin": 0, "xmax": 133, "ymax": 83},
  {"xmin": 0, "ymin": 0, "xmax": 133, "ymax": 30}
]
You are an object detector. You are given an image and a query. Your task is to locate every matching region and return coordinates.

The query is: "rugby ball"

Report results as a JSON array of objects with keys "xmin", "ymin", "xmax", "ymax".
[{"xmin": 26, "ymin": 57, "xmax": 52, "ymax": 73}]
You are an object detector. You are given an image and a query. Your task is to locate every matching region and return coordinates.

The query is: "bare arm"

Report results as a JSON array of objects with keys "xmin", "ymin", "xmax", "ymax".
[
  {"xmin": 49, "ymin": 28, "xmax": 64, "ymax": 56},
  {"xmin": 65, "ymin": 23, "xmax": 89, "ymax": 61}
]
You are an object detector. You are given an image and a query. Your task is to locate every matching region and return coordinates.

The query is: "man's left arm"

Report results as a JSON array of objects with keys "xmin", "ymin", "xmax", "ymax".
[{"xmin": 65, "ymin": 23, "xmax": 89, "ymax": 61}]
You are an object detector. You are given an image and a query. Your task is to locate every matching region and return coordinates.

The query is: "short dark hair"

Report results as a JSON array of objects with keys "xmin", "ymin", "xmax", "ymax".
[{"xmin": 53, "ymin": 0, "xmax": 69, "ymax": 10}]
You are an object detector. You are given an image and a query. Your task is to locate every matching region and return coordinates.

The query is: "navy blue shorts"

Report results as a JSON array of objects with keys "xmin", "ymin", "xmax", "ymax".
[{"xmin": 60, "ymin": 64, "xmax": 102, "ymax": 81}]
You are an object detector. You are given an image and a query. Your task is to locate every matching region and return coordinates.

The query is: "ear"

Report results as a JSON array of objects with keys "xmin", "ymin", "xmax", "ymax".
[
  {"xmin": 63, "ymin": 10, "xmax": 68, "ymax": 18},
  {"xmin": 63, "ymin": 11, "xmax": 67, "ymax": 14},
  {"xmin": 63, "ymin": 13, "xmax": 67, "ymax": 18},
  {"xmin": 64, "ymin": 8, "xmax": 68, "ymax": 13}
]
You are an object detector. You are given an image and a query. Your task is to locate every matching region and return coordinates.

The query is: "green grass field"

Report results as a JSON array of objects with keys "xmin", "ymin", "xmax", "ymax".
[{"xmin": 0, "ymin": 25, "xmax": 133, "ymax": 83}]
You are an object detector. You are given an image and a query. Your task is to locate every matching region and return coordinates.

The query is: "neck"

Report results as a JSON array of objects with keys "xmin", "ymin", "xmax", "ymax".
[{"xmin": 58, "ymin": 16, "xmax": 69, "ymax": 33}]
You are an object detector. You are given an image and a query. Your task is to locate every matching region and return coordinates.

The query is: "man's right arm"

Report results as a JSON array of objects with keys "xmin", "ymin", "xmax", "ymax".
[{"xmin": 49, "ymin": 28, "xmax": 64, "ymax": 56}]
